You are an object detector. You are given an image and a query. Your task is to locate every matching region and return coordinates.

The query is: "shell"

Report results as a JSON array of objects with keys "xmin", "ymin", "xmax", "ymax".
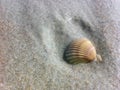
[{"xmin": 63, "ymin": 38, "xmax": 102, "ymax": 64}]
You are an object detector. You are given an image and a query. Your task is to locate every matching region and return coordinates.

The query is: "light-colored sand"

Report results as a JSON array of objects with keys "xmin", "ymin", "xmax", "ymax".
[{"xmin": 0, "ymin": 0, "xmax": 120, "ymax": 90}]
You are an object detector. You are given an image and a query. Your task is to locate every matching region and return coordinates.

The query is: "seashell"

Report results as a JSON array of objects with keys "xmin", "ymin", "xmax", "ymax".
[{"xmin": 63, "ymin": 38, "xmax": 102, "ymax": 64}]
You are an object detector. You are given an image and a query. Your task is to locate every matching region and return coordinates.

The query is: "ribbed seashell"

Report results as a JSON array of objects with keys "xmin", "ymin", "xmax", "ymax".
[{"xmin": 63, "ymin": 38, "xmax": 102, "ymax": 64}]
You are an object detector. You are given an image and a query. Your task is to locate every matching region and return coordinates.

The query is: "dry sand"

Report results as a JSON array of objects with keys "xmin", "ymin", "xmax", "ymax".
[{"xmin": 0, "ymin": 0, "xmax": 120, "ymax": 90}]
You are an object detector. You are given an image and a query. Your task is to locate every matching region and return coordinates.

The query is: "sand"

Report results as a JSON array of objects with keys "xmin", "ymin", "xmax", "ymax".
[{"xmin": 0, "ymin": 0, "xmax": 120, "ymax": 90}]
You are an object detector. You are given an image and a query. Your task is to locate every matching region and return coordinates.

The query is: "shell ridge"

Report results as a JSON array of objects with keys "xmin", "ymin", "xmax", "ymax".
[{"xmin": 63, "ymin": 38, "xmax": 98, "ymax": 64}]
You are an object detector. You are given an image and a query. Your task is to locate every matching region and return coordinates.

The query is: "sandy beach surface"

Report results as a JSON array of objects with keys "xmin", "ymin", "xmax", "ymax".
[{"xmin": 0, "ymin": 0, "xmax": 120, "ymax": 90}]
